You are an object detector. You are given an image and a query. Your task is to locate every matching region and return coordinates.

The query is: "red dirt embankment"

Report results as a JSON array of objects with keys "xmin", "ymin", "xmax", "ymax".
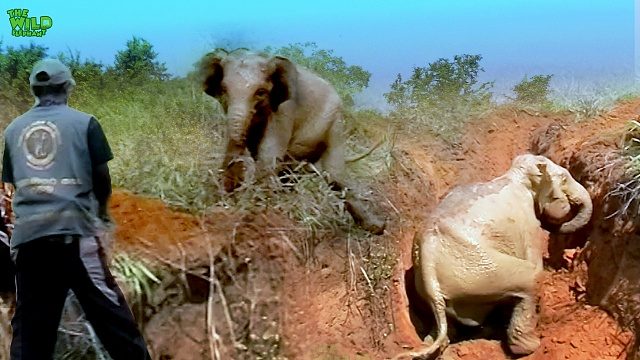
[
  {"xmin": 532, "ymin": 100, "xmax": 640, "ymax": 360},
  {"xmin": 389, "ymin": 104, "xmax": 634, "ymax": 360},
  {"xmin": 107, "ymin": 101, "xmax": 639, "ymax": 359}
]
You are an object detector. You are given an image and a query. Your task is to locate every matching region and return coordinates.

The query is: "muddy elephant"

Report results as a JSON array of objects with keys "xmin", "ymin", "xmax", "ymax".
[
  {"xmin": 197, "ymin": 49, "xmax": 385, "ymax": 234},
  {"xmin": 394, "ymin": 154, "xmax": 593, "ymax": 359}
]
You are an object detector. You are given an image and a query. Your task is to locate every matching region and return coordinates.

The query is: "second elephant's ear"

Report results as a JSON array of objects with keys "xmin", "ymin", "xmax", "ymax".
[
  {"xmin": 198, "ymin": 52, "xmax": 225, "ymax": 98},
  {"xmin": 269, "ymin": 56, "xmax": 297, "ymax": 112},
  {"xmin": 534, "ymin": 162, "xmax": 554, "ymax": 187},
  {"xmin": 535, "ymin": 162, "xmax": 547, "ymax": 177}
]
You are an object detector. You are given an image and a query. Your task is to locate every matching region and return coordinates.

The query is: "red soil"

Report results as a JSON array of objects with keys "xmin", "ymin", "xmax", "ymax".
[{"xmin": 110, "ymin": 190, "xmax": 204, "ymax": 255}]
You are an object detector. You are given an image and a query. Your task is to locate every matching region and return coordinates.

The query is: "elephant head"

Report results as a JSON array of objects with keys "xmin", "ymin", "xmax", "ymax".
[
  {"xmin": 514, "ymin": 154, "xmax": 593, "ymax": 233},
  {"xmin": 198, "ymin": 50, "xmax": 297, "ymax": 191}
]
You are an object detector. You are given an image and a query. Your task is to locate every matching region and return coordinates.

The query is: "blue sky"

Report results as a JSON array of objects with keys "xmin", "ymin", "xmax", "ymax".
[{"xmin": 1, "ymin": 1, "xmax": 635, "ymax": 107}]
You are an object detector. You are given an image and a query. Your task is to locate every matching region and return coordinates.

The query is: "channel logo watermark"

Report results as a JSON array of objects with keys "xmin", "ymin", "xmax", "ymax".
[{"xmin": 7, "ymin": 8, "xmax": 52, "ymax": 37}]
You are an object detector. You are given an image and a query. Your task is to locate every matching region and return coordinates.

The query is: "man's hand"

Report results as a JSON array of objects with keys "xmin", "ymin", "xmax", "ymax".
[{"xmin": 98, "ymin": 203, "xmax": 114, "ymax": 229}]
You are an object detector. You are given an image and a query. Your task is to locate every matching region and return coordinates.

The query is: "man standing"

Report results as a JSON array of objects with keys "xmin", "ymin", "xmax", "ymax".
[{"xmin": 2, "ymin": 59, "xmax": 151, "ymax": 360}]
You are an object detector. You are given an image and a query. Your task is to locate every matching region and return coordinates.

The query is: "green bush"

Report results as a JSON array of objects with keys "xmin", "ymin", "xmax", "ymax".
[
  {"xmin": 512, "ymin": 74, "xmax": 552, "ymax": 105},
  {"xmin": 384, "ymin": 54, "xmax": 493, "ymax": 143},
  {"xmin": 0, "ymin": 42, "xmax": 48, "ymax": 106},
  {"xmin": 112, "ymin": 36, "xmax": 169, "ymax": 81}
]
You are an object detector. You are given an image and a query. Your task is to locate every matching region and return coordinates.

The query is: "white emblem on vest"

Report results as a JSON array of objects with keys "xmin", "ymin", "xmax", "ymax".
[{"xmin": 19, "ymin": 121, "xmax": 61, "ymax": 170}]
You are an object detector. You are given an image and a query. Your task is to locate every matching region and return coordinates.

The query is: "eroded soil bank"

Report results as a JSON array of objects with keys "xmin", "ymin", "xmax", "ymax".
[
  {"xmin": 532, "ymin": 101, "xmax": 640, "ymax": 360},
  {"xmin": 107, "ymin": 101, "xmax": 640, "ymax": 359},
  {"xmin": 389, "ymin": 104, "xmax": 637, "ymax": 360}
]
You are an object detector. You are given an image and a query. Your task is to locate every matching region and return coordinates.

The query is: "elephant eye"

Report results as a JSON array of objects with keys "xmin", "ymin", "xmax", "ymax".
[{"xmin": 255, "ymin": 88, "xmax": 269, "ymax": 97}]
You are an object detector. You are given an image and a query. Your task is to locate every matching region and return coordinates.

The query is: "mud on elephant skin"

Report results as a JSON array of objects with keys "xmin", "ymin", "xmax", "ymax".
[
  {"xmin": 394, "ymin": 154, "xmax": 593, "ymax": 360},
  {"xmin": 197, "ymin": 49, "xmax": 385, "ymax": 234}
]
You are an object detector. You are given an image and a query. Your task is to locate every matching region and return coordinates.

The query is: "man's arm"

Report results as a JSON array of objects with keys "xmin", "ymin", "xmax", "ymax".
[
  {"xmin": 87, "ymin": 117, "xmax": 114, "ymax": 221},
  {"xmin": 2, "ymin": 144, "xmax": 14, "ymax": 185},
  {"xmin": 93, "ymin": 163, "xmax": 112, "ymax": 221}
]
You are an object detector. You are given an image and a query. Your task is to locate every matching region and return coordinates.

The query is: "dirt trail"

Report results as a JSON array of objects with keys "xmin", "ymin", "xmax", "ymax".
[{"xmin": 107, "ymin": 101, "xmax": 639, "ymax": 359}]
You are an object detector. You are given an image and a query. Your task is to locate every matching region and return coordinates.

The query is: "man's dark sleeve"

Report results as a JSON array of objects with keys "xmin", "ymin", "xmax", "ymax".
[
  {"xmin": 2, "ymin": 144, "xmax": 13, "ymax": 184},
  {"xmin": 87, "ymin": 118, "xmax": 113, "ymax": 215},
  {"xmin": 87, "ymin": 117, "xmax": 114, "ymax": 166}
]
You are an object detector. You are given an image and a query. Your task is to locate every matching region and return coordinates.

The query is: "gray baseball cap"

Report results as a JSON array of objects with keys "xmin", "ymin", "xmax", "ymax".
[{"xmin": 29, "ymin": 58, "xmax": 76, "ymax": 89}]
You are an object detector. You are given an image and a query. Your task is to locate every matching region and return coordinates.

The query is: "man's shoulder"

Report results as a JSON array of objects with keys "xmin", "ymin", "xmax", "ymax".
[
  {"xmin": 5, "ymin": 106, "xmax": 95, "ymax": 138},
  {"xmin": 62, "ymin": 106, "xmax": 94, "ymax": 121},
  {"xmin": 3, "ymin": 111, "xmax": 32, "ymax": 136}
]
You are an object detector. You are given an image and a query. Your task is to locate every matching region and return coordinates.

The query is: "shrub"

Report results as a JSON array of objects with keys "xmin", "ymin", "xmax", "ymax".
[
  {"xmin": 113, "ymin": 36, "xmax": 169, "ymax": 81},
  {"xmin": 0, "ymin": 42, "xmax": 48, "ymax": 106},
  {"xmin": 512, "ymin": 74, "xmax": 552, "ymax": 105},
  {"xmin": 384, "ymin": 54, "xmax": 493, "ymax": 143}
]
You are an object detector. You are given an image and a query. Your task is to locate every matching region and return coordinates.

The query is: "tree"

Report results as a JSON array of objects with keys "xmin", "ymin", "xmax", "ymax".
[
  {"xmin": 113, "ymin": 36, "xmax": 168, "ymax": 80},
  {"xmin": 384, "ymin": 54, "xmax": 493, "ymax": 111},
  {"xmin": 0, "ymin": 43, "xmax": 48, "ymax": 81},
  {"xmin": 0, "ymin": 42, "xmax": 48, "ymax": 103},
  {"xmin": 383, "ymin": 54, "xmax": 494, "ymax": 144},
  {"xmin": 512, "ymin": 74, "xmax": 553, "ymax": 105},
  {"xmin": 265, "ymin": 42, "xmax": 371, "ymax": 108},
  {"xmin": 58, "ymin": 49, "xmax": 104, "ymax": 88}
]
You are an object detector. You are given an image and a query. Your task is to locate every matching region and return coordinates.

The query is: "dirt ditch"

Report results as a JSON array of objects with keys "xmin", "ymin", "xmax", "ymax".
[
  {"xmin": 96, "ymin": 101, "xmax": 640, "ymax": 359},
  {"xmin": 532, "ymin": 101, "xmax": 640, "ymax": 360}
]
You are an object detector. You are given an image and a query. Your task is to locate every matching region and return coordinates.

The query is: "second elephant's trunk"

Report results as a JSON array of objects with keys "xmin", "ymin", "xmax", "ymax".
[{"xmin": 558, "ymin": 178, "xmax": 593, "ymax": 233}]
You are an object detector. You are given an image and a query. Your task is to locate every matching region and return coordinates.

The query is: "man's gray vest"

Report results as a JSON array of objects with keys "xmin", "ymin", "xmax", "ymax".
[{"xmin": 4, "ymin": 104, "xmax": 100, "ymax": 248}]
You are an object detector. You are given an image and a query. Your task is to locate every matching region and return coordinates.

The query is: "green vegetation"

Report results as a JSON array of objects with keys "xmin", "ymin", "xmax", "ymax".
[
  {"xmin": 111, "ymin": 253, "xmax": 161, "ymax": 325},
  {"xmin": 0, "ymin": 42, "xmax": 48, "ymax": 106},
  {"xmin": 384, "ymin": 54, "xmax": 493, "ymax": 143},
  {"xmin": 113, "ymin": 36, "xmax": 169, "ymax": 81},
  {"xmin": 512, "ymin": 74, "xmax": 552, "ymax": 106}
]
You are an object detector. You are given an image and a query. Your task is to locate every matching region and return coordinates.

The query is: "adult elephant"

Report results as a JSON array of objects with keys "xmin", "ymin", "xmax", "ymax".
[
  {"xmin": 197, "ymin": 49, "xmax": 385, "ymax": 234},
  {"xmin": 394, "ymin": 154, "xmax": 593, "ymax": 359}
]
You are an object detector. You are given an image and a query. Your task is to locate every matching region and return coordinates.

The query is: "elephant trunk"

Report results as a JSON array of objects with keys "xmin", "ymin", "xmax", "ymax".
[
  {"xmin": 226, "ymin": 102, "xmax": 254, "ymax": 146},
  {"xmin": 221, "ymin": 102, "xmax": 255, "ymax": 192},
  {"xmin": 558, "ymin": 179, "xmax": 593, "ymax": 233}
]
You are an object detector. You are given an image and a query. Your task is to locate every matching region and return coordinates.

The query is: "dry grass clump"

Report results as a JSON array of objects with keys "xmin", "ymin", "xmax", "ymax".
[{"xmin": 606, "ymin": 120, "xmax": 640, "ymax": 219}]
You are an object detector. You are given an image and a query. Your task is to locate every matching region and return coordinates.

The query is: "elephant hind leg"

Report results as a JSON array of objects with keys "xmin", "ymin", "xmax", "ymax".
[
  {"xmin": 344, "ymin": 194, "xmax": 386, "ymax": 235},
  {"xmin": 314, "ymin": 122, "xmax": 386, "ymax": 234},
  {"xmin": 394, "ymin": 237, "xmax": 449, "ymax": 360}
]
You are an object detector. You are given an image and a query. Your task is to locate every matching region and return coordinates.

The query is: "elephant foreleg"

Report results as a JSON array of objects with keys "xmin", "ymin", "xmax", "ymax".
[
  {"xmin": 256, "ymin": 109, "xmax": 294, "ymax": 178},
  {"xmin": 507, "ymin": 295, "xmax": 540, "ymax": 355},
  {"xmin": 475, "ymin": 247, "xmax": 541, "ymax": 356},
  {"xmin": 505, "ymin": 231, "xmax": 544, "ymax": 355}
]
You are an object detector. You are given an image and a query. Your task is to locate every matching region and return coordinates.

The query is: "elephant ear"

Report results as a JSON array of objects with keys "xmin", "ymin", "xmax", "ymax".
[
  {"xmin": 198, "ymin": 51, "xmax": 225, "ymax": 98},
  {"xmin": 269, "ymin": 56, "xmax": 297, "ymax": 112},
  {"xmin": 534, "ymin": 162, "xmax": 547, "ymax": 180}
]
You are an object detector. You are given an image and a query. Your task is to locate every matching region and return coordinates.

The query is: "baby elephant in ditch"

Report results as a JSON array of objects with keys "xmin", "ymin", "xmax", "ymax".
[
  {"xmin": 395, "ymin": 154, "xmax": 593, "ymax": 359},
  {"xmin": 198, "ymin": 49, "xmax": 385, "ymax": 234}
]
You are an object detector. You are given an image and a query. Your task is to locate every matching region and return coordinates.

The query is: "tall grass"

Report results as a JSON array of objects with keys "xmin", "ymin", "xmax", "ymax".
[
  {"xmin": 550, "ymin": 80, "xmax": 640, "ymax": 121},
  {"xmin": 69, "ymin": 77, "xmax": 390, "ymax": 233},
  {"xmin": 71, "ymin": 79, "xmax": 224, "ymax": 212}
]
